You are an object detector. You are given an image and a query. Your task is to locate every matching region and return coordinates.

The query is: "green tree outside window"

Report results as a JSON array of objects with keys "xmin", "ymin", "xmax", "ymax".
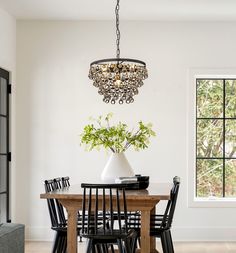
[{"xmin": 196, "ymin": 79, "xmax": 236, "ymax": 198}]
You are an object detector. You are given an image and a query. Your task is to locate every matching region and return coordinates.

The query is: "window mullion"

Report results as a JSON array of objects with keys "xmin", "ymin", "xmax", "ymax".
[{"xmin": 223, "ymin": 79, "xmax": 226, "ymax": 197}]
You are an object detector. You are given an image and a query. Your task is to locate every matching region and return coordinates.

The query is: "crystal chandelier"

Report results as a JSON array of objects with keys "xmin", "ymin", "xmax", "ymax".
[{"xmin": 88, "ymin": 0, "xmax": 148, "ymax": 104}]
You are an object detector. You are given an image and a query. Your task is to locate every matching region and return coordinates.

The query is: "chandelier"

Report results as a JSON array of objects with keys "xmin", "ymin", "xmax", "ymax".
[{"xmin": 88, "ymin": 0, "xmax": 148, "ymax": 104}]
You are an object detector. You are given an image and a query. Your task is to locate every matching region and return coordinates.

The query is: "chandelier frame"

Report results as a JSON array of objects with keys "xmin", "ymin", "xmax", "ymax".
[{"xmin": 90, "ymin": 58, "xmax": 146, "ymax": 67}]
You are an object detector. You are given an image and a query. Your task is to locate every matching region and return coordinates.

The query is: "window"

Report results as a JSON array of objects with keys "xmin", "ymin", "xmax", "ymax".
[{"xmin": 196, "ymin": 79, "xmax": 236, "ymax": 199}]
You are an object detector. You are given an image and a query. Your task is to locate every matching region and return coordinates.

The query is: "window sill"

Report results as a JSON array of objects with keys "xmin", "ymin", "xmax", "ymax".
[{"xmin": 189, "ymin": 197, "xmax": 236, "ymax": 208}]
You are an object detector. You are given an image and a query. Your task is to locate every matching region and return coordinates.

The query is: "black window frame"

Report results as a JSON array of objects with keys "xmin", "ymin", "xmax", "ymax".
[{"xmin": 196, "ymin": 78, "xmax": 236, "ymax": 198}]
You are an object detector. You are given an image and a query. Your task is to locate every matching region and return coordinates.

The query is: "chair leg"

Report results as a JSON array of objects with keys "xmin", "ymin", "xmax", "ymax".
[
  {"xmin": 131, "ymin": 236, "xmax": 138, "ymax": 253},
  {"xmin": 138, "ymin": 236, "xmax": 141, "ymax": 248},
  {"xmin": 99, "ymin": 244, "xmax": 106, "ymax": 253},
  {"xmin": 91, "ymin": 242, "xmax": 96, "ymax": 253},
  {"xmin": 160, "ymin": 231, "xmax": 169, "ymax": 253},
  {"xmin": 104, "ymin": 244, "xmax": 110, "ymax": 253},
  {"xmin": 124, "ymin": 238, "xmax": 132, "ymax": 253},
  {"xmin": 95, "ymin": 244, "xmax": 102, "ymax": 253},
  {"xmin": 166, "ymin": 230, "xmax": 174, "ymax": 253},
  {"xmin": 86, "ymin": 239, "xmax": 93, "ymax": 253},
  {"xmin": 117, "ymin": 239, "xmax": 125, "ymax": 253},
  {"xmin": 60, "ymin": 234, "xmax": 65, "ymax": 253},
  {"xmin": 62, "ymin": 233, "xmax": 67, "ymax": 253},
  {"xmin": 52, "ymin": 232, "xmax": 59, "ymax": 253},
  {"xmin": 109, "ymin": 244, "xmax": 115, "ymax": 253},
  {"xmin": 57, "ymin": 233, "xmax": 64, "ymax": 253}
]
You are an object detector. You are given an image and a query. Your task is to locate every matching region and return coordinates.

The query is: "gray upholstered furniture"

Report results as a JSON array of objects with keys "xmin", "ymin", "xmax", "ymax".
[{"xmin": 0, "ymin": 223, "xmax": 25, "ymax": 253}]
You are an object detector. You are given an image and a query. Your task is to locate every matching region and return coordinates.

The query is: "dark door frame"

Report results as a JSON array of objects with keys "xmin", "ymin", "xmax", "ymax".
[{"xmin": 0, "ymin": 67, "xmax": 11, "ymax": 223}]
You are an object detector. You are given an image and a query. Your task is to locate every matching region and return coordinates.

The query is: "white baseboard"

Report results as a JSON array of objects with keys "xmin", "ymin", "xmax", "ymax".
[
  {"xmin": 25, "ymin": 226, "xmax": 236, "ymax": 242},
  {"xmin": 172, "ymin": 227, "xmax": 236, "ymax": 241}
]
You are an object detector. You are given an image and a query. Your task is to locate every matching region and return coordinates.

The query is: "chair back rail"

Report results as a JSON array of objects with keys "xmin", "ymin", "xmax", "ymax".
[{"xmin": 62, "ymin": 176, "xmax": 70, "ymax": 187}]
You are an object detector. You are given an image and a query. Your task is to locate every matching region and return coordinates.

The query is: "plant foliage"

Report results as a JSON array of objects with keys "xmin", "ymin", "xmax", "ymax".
[{"xmin": 80, "ymin": 113, "xmax": 156, "ymax": 153}]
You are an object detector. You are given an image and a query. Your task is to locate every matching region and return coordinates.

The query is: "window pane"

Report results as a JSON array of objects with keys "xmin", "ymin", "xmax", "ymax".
[
  {"xmin": 0, "ymin": 193, "xmax": 6, "ymax": 223},
  {"xmin": 0, "ymin": 78, "xmax": 7, "ymax": 115},
  {"xmin": 196, "ymin": 159, "xmax": 223, "ymax": 197},
  {"xmin": 0, "ymin": 156, "xmax": 6, "ymax": 192},
  {"xmin": 0, "ymin": 117, "xmax": 6, "ymax": 153},
  {"xmin": 197, "ymin": 119, "xmax": 223, "ymax": 157},
  {"xmin": 225, "ymin": 80, "xmax": 236, "ymax": 118},
  {"xmin": 197, "ymin": 79, "xmax": 223, "ymax": 118},
  {"xmin": 225, "ymin": 160, "xmax": 236, "ymax": 197},
  {"xmin": 225, "ymin": 120, "xmax": 236, "ymax": 158}
]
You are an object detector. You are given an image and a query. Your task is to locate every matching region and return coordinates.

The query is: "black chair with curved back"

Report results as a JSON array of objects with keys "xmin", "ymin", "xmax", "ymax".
[
  {"xmin": 81, "ymin": 183, "xmax": 137, "ymax": 253},
  {"xmin": 127, "ymin": 176, "xmax": 180, "ymax": 253}
]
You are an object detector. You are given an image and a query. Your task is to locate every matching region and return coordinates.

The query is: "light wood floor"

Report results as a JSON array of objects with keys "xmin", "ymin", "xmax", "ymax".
[{"xmin": 25, "ymin": 241, "xmax": 236, "ymax": 253}]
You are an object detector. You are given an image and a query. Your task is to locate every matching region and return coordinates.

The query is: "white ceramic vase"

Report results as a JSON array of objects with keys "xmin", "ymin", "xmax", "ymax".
[{"xmin": 101, "ymin": 152, "xmax": 134, "ymax": 183}]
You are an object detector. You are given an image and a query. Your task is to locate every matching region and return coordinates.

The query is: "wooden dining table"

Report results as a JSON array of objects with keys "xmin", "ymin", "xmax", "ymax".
[{"xmin": 40, "ymin": 182, "xmax": 172, "ymax": 253}]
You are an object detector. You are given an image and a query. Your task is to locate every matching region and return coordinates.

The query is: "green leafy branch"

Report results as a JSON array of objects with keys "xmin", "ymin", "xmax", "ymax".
[{"xmin": 80, "ymin": 113, "xmax": 156, "ymax": 153}]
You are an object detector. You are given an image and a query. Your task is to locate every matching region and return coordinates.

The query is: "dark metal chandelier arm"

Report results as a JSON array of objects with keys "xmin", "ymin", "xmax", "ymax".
[
  {"xmin": 90, "ymin": 58, "xmax": 146, "ymax": 66},
  {"xmin": 115, "ymin": 0, "xmax": 121, "ymax": 58}
]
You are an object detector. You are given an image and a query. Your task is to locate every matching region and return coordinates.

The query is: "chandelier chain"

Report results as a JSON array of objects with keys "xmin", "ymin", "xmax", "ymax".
[{"xmin": 115, "ymin": 0, "xmax": 121, "ymax": 58}]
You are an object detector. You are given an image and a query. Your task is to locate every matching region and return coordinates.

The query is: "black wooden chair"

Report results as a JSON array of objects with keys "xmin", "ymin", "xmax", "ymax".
[
  {"xmin": 53, "ymin": 176, "xmax": 84, "ymax": 243},
  {"xmin": 44, "ymin": 178, "xmax": 82, "ymax": 252},
  {"xmin": 127, "ymin": 176, "xmax": 180, "ymax": 253},
  {"xmin": 81, "ymin": 183, "xmax": 137, "ymax": 253},
  {"xmin": 44, "ymin": 179, "xmax": 67, "ymax": 253}
]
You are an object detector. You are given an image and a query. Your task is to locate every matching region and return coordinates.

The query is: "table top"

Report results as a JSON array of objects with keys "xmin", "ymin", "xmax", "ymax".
[{"xmin": 40, "ymin": 183, "xmax": 172, "ymax": 201}]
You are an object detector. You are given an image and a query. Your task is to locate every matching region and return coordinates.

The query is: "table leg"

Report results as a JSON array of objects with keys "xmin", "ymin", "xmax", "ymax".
[
  {"xmin": 140, "ymin": 210, "xmax": 150, "ymax": 253},
  {"xmin": 67, "ymin": 207, "xmax": 78, "ymax": 253},
  {"xmin": 150, "ymin": 207, "xmax": 159, "ymax": 253},
  {"xmin": 140, "ymin": 208, "xmax": 159, "ymax": 253}
]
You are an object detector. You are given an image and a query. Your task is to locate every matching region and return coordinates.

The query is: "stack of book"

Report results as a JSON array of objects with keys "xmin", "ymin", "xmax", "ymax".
[
  {"xmin": 115, "ymin": 175, "xmax": 150, "ymax": 190},
  {"xmin": 115, "ymin": 176, "xmax": 138, "ymax": 184}
]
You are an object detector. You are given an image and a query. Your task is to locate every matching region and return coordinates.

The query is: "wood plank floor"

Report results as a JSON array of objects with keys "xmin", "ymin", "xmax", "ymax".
[{"xmin": 25, "ymin": 241, "xmax": 236, "ymax": 253}]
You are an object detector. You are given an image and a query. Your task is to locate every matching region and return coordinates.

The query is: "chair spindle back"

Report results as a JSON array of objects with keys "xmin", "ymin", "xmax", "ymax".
[
  {"xmin": 81, "ymin": 183, "xmax": 128, "ymax": 236},
  {"xmin": 161, "ymin": 176, "xmax": 180, "ymax": 229}
]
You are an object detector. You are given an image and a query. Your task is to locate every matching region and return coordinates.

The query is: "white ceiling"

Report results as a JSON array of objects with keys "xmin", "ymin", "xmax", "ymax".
[{"xmin": 0, "ymin": 0, "xmax": 236, "ymax": 21}]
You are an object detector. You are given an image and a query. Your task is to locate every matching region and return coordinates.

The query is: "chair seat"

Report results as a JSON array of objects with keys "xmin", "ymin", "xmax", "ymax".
[
  {"xmin": 82, "ymin": 228, "xmax": 136, "ymax": 240},
  {"xmin": 51, "ymin": 225, "xmax": 82, "ymax": 233},
  {"xmin": 150, "ymin": 227, "xmax": 171, "ymax": 237},
  {"xmin": 127, "ymin": 214, "xmax": 167, "ymax": 230}
]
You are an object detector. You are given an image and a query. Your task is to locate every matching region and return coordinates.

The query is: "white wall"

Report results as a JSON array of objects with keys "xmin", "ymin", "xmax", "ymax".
[
  {"xmin": 0, "ymin": 8, "xmax": 15, "ymax": 71},
  {"xmin": 16, "ymin": 21, "xmax": 236, "ymax": 241},
  {"xmin": 0, "ymin": 7, "xmax": 16, "ymax": 222}
]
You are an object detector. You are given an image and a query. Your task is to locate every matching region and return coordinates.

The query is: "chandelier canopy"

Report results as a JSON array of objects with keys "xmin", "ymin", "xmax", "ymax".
[{"xmin": 88, "ymin": 0, "xmax": 148, "ymax": 104}]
